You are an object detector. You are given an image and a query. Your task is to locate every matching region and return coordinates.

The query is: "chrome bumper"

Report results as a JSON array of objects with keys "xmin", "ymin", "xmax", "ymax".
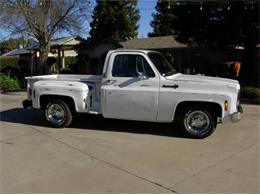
[
  {"xmin": 231, "ymin": 112, "xmax": 242, "ymax": 122},
  {"xmin": 231, "ymin": 105, "xmax": 243, "ymax": 122},
  {"xmin": 222, "ymin": 105, "xmax": 243, "ymax": 123}
]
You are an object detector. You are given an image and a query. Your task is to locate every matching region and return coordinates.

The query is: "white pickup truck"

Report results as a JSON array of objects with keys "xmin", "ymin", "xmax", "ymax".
[{"xmin": 23, "ymin": 50, "xmax": 242, "ymax": 138}]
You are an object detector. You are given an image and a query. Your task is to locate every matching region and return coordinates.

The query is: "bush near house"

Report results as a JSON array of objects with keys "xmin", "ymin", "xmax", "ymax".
[
  {"xmin": 65, "ymin": 56, "xmax": 77, "ymax": 68},
  {"xmin": 0, "ymin": 74, "xmax": 22, "ymax": 92},
  {"xmin": 0, "ymin": 57, "xmax": 19, "ymax": 70},
  {"xmin": 241, "ymin": 87, "xmax": 260, "ymax": 99}
]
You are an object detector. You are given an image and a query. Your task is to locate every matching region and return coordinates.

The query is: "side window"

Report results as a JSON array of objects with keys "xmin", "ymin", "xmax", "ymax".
[
  {"xmin": 136, "ymin": 56, "xmax": 155, "ymax": 77},
  {"xmin": 112, "ymin": 54, "xmax": 155, "ymax": 77}
]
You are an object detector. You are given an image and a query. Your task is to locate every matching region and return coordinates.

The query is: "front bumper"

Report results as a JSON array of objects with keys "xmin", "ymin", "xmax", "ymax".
[
  {"xmin": 231, "ymin": 105, "xmax": 243, "ymax": 122},
  {"xmin": 231, "ymin": 111, "xmax": 242, "ymax": 122},
  {"xmin": 223, "ymin": 105, "xmax": 243, "ymax": 123}
]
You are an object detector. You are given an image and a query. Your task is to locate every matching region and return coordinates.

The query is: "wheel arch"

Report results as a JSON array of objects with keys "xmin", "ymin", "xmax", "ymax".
[
  {"xmin": 173, "ymin": 101, "xmax": 223, "ymax": 120},
  {"xmin": 40, "ymin": 95, "xmax": 76, "ymax": 113}
]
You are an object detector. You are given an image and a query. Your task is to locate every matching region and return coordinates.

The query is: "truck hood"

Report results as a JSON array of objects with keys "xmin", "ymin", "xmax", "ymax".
[{"xmin": 166, "ymin": 73, "xmax": 239, "ymax": 89}]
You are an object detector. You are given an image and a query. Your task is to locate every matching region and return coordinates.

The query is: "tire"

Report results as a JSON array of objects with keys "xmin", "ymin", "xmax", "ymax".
[
  {"xmin": 44, "ymin": 99, "xmax": 73, "ymax": 128},
  {"xmin": 179, "ymin": 106, "xmax": 216, "ymax": 138}
]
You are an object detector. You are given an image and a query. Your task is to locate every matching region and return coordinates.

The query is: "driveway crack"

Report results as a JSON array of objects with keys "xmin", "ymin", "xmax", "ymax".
[{"xmin": 30, "ymin": 126, "xmax": 179, "ymax": 194}]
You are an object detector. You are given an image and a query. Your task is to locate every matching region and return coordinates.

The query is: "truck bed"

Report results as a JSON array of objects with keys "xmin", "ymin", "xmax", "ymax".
[
  {"xmin": 25, "ymin": 74, "xmax": 102, "ymax": 82},
  {"xmin": 26, "ymin": 74, "xmax": 103, "ymax": 113}
]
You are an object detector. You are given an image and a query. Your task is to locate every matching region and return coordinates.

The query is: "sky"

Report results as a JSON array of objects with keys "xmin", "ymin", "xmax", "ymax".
[
  {"xmin": 0, "ymin": 0, "xmax": 157, "ymax": 41},
  {"xmin": 137, "ymin": 0, "xmax": 157, "ymax": 38}
]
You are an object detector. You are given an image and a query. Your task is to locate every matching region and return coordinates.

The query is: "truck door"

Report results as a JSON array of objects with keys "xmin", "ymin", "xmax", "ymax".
[{"xmin": 101, "ymin": 52, "xmax": 160, "ymax": 122}]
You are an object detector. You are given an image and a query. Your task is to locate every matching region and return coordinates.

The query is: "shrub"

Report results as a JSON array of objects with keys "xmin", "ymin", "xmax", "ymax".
[
  {"xmin": 241, "ymin": 87, "xmax": 260, "ymax": 99},
  {"xmin": 0, "ymin": 57, "xmax": 19, "ymax": 70},
  {"xmin": 65, "ymin": 56, "xmax": 77, "ymax": 68},
  {"xmin": 0, "ymin": 75, "xmax": 22, "ymax": 92}
]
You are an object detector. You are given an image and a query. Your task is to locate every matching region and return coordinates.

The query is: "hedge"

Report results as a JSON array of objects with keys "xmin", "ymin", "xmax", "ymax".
[
  {"xmin": 64, "ymin": 56, "xmax": 77, "ymax": 68},
  {"xmin": 241, "ymin": 87, "xmax": 260, "ymax": 100},
  {"xmin": 0, "ymin": 57, "xmax": 19, "ymax": 70},
  {"xmin": 0, "ymin": 74, "xmax": 22, "ymax": 92}
]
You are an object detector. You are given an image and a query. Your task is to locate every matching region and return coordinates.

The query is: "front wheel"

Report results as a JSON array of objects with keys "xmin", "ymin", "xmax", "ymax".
[
  {"xmin": 179, "ymin": 107, "xmax": 216, "ymax": 138},
  {"xmin": 45, "ymin": 99, "xmax": 73, "ymax": 128}
]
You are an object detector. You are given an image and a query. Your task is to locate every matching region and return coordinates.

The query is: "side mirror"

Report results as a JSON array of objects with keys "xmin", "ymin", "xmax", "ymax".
[{"xmin": 138, "ymin": 72, "xmax": 148, "ymax": 80}]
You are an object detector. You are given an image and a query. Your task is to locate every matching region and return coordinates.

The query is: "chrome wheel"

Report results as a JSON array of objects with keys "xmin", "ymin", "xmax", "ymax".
[
  {"xmin": 46, "ymin": 103, "xmax": 65, "ymax": 124},
  {"xmin": 184, "ymin": 110, "xmax": 210, "ymax": 135}
]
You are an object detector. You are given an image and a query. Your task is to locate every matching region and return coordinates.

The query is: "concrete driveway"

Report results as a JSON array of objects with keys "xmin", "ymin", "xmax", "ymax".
[{"xmin": 0, "ymin": 92, "xmax": 259, "ymax": 193}]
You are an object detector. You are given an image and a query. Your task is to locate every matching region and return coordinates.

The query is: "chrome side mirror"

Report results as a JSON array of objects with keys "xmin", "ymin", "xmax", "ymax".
[{"xmin": 138, "ymin": 73, "xmax": 148, "ymax": 80}]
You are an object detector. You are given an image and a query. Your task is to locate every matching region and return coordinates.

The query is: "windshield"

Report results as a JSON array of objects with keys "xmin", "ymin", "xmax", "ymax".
[{"xmin": 148, "ymin": 52, "xmax": 177, "ymax": 76}]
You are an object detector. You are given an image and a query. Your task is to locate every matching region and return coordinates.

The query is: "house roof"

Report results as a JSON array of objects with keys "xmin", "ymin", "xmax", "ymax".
[
  {"xmin": 120, "ymin": 36, "xmax": 187, "ymax": 49},
  {"xmin": 76, "ymin": 38, "xmax": 123, "ymax": 50},
  {"xmin": 29, "ymin": 36, "xmax": 84, "ymax": 50},
  {"xmin": 49, "ymin": 36, "xmax": 83, "ymax": 46},
  {"xmin": 1, "ymin": 48, "xmax": 31, "ymax": 57},
  {"xmin": 1, "ymin": 36, "xmax": 83, "ymax": 56}
]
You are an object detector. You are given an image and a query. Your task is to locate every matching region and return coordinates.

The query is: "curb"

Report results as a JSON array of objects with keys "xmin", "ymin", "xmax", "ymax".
[{"xmin": 0, "ymin": 89, "xmax": 27, "ymax": 94}]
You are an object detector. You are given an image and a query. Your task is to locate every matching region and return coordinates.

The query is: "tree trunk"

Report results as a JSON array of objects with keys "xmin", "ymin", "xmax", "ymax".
[{"xmin": 35, "ymin": 44, "xmax": 50, "ymax": 75}]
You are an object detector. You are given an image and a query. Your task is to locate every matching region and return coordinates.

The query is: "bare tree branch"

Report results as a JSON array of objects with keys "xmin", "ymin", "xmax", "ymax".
[{"xmin": 0, "ymin": 0, "xmax": 91, "ymax": 74}]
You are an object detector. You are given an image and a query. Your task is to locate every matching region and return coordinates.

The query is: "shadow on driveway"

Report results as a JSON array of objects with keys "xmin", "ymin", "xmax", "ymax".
[{"xmin": 0, "ymin": 108, "xmax": 187, "ymax": 138}]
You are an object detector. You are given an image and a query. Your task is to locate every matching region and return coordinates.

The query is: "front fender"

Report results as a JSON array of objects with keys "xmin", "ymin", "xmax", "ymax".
[{"xmin": 157, "ymin": 91, "xmax": 230, "ymax": 122}]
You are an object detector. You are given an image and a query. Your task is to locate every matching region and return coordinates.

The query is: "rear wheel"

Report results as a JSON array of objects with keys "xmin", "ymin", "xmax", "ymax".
[
  {"xmin": 179, "ymin": 107, "xmax": 216, "ymax": 138},
  {"xmin": 45, "ymin": 99, "xmax": 73, "ymax": 128}
]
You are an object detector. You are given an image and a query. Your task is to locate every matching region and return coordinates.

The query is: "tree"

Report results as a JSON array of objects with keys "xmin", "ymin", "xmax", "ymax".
[
  {"xmin": 149, "ymin": 0, "xmax": 259, "ymax": 83},
  {"xmin": 89, "ymin": 0, "xmax": 140, "ymax": 42},
  {"xmin": 149, "ymin": 0, "xmax": 259, "ymax": 48},
  {"xmin": 0, "ymin": 0, "xmax": 91, "ymax": 74},
  {"xmin": 149, "ymin": 0, "xmax": 177, "ymax": 37},
  {"xmin": 0, "ymin": 37, "xmax": 34, "ymax": 55}
]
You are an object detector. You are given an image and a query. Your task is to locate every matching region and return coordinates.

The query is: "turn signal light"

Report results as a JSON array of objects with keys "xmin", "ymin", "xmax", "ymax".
[{"xmin": 224, "ymin": 100, "xmax": 228, "ymax": 111}]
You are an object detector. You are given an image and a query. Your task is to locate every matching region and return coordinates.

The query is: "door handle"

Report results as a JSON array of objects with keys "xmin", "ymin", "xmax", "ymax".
[{"xmin": 162, "ymin": 84, "xmax": 179, "ymax": 89}]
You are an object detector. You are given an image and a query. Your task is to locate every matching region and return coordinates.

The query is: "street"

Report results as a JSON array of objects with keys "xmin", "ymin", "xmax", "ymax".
[{"xmin": 0, "ymin": 92, "xmax": 259, "ymax": 193}]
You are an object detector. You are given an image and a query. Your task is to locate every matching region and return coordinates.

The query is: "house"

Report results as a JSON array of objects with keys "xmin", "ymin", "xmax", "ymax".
[
  {"xmin": 78, "ymin": 36, "xmax": 234, "ymax": 75},
  {"xmin": 77, "ymin": 36, "xmax": 260, "ymax": 85},
  {"xmin": 76, "ymin": 38, "xmax": 122, "ymax": 74},
  {"xmin": 76, "ymin": 36, "xmax": 188, "ymax": 74},
  {"xmin": 120, "ymin": 36, "xmax": 188, "ymax": 73},
  {"xmin": 1, "ymin": 36, "xmax": 83, "ymax": 73},
  {"xmin": 119, "ymin": 36, "xmax": 244, "ymax": 76}
]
